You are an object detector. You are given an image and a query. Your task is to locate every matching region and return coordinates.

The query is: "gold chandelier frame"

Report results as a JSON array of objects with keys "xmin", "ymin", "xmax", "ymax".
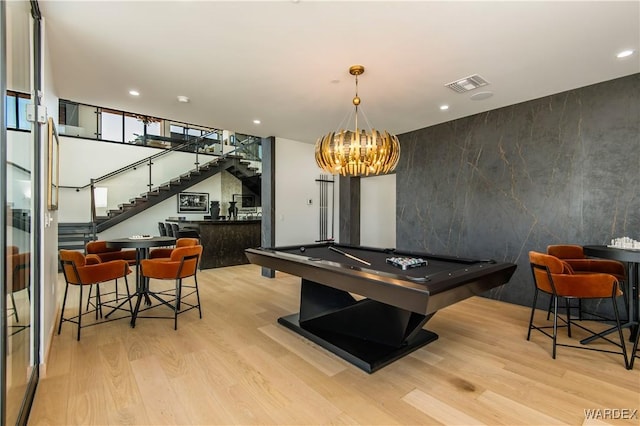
[{"xmin": 315, "ymin": 65, "xmax": 400, "ymax": 177}]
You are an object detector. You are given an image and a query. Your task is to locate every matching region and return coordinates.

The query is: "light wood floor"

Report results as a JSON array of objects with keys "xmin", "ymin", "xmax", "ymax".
[{"xmin": 28, "ymin": 264, "xmax": 639, "ymax": 425}]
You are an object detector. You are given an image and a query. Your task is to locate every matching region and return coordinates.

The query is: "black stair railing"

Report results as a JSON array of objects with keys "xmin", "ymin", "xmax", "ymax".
[{"xmin": 59, "ymin": 133, "xmax": 262, "ymax": 227}]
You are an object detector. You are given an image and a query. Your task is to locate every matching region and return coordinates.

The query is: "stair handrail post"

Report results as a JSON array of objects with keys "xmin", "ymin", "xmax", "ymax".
[
  {"xmin": 194, "ymin": 136, "xmax": 200, "ymax": 172},
  {"xmin": 148, "ymin": 158, "xmax": 153, "ymax": 192},
  {"xmin": 91, "ymin": 222, "xmax": 97, "ymax": 243},
  {"xmin": 90, "ymin": 178, "xmax": 97, "ymax": 224}
]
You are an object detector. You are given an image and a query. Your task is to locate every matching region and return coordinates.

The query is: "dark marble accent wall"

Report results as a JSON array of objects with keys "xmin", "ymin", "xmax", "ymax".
[
  {"xmin": 397, "ymin": 74, "xmax": 640, "ymax": 310},
  {"xmin": 339, "ymin": 176, "xmax": 361, "ymax": 245},
  {"xmin": 261, "ymin": 136, "xmax": 276, "ymax": 277}
]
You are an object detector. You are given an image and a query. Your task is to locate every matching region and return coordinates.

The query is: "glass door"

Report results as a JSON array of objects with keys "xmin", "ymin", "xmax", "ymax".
[{"xmin": 3, "ymin": 1, "xmax": 37, "ymax": 424}]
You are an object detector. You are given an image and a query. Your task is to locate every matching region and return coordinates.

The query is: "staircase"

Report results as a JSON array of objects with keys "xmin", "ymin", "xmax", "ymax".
[
  {"xmin": 58, "ymin": 223, "xmax": 94, "ymax": 252},
  {"xmin": 8, "ymin": 208, "xmax": 31, "ymax": 233},
  {"xmin": 94, "ymin": 154, "xmax": 260, "ymax": 232}
]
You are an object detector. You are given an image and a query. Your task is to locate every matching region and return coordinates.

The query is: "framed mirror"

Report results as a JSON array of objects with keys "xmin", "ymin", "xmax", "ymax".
[{"xmin": 47, "ymin": 117, "xmax": 59, "ymax": 210}]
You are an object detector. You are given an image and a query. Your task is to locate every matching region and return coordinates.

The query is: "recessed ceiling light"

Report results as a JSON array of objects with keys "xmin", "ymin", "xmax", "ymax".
[
  {"xmin": 129, "ymin": 90, "xmax": 140, "ymax": 96},
  {"xmin": 617, "ymin": 49, "xmax": 635, "ymax": 59},
  {"xmin": 177, "ymin": 95, "xmax": 190, "ymax": 103},
  {"xmin": 440, "ymin": 105, "xmax": 449, "ymax": 111},
  {"xmin": 253, "ymin": 119, "xmax": 261, "ymax": 124}
]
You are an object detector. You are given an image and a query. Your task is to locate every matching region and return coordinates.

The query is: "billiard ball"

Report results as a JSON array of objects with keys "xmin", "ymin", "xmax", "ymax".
[{"xmin": 300, "ymin": 246, "xmax": 306, "ymax": 253}]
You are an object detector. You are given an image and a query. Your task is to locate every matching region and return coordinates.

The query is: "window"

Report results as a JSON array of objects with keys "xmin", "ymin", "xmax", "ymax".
[
  {"xmin": 5, "ymin": 93, "xmax": 17, "ymax": 128},
  {"xmin": 5, "ymin": 91, "xmax": 31, "ymax": 131}
]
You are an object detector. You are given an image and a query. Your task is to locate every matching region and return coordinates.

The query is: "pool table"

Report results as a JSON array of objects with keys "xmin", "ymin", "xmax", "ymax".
[{"xmin": 245, "ymin": 243, "xmax": 517, "ymax": 373}]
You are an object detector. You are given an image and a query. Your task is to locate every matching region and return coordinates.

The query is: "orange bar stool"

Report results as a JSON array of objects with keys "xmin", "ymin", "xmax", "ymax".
[
  {"xmin": 86, "ymin": 240, "xmax": 137, "ymax": 264},
  {"xmin": 85, "ymin": 240, "xmax": 138, "ymax": 310},
  {"xmin": 148, "ymin": 237, "xmax": 198, "ymax": 259},
  {"xmin": 135, "ymin": 245, "xmax": 203, "ymax": 330},
  {"xmin": 528, "ymin": 251, "xmax": 630, "ymax": 368},
  {"xmin": 547, "ymin": 244, "xmax": 625, "ymax": 279},
  {"xmin": 547, "ymin": 244, "xmax": 627, "ymax": 321},
  {"xmin": 58, "ymin": 250, "xmax": 132, "ymax": 340}
]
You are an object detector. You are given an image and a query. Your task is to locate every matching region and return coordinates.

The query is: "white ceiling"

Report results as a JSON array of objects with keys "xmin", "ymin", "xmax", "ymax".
[{"xmin": 39, "ymin": 1, "xmax": 639, "ymax": 144}]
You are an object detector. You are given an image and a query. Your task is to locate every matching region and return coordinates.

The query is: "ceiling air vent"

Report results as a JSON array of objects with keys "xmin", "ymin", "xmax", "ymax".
[{"xmin": 445, "ymin": 74, "xmax": 489, "ymax": 93}]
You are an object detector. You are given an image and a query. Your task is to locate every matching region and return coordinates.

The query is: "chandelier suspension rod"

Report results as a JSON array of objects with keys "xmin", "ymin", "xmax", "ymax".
[{"xmin": 354, "ymin": 72, "xmax": 359, "ymax": 134}]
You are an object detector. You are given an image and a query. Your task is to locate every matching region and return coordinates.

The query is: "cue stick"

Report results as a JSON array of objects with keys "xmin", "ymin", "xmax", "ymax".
[{"xmin": 329, "ymin": 246, "xmax": 371, "ymax": 266}]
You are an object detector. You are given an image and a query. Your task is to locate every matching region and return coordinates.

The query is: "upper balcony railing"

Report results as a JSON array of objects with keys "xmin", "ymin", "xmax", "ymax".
[{"xmin": 57, "ymin": 98, "xmax": 261, "ymax": 160}]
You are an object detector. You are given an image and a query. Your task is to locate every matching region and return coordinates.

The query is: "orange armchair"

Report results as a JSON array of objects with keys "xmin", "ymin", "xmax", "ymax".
[
  {"xmin": 148, "ymin": 237, "xmax": 199, "ymax": 259},
  {"xmin": 86, "ymin": 240, "xmax": 137, "ymax": 265},
  {"xmin": 547, "ymin": 244, "xmax": 627, "ymax": 321},
  {"xmin": 58, "ymin": 249, "xmax": 132, "ymax": 340},
  {"xmin": 527, "ymin": 251, "xmax": 629, "ymax": 368},
  {"xmin": 135, "ymin": 245, "xmax": 203, "ymax": 330},
  {"xmin": 547, "ymin": 244, "xmax": 625, "ymax": 279}
]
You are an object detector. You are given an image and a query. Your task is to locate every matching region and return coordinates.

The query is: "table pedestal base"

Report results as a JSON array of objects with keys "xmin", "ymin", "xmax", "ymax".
[
  {"xmin": 279, "ymin": 279, "xmax": 439, "ymax": 373},
  {"xmin": 278, "ymin": 314, "xmax": 438, "ymax": 373}
]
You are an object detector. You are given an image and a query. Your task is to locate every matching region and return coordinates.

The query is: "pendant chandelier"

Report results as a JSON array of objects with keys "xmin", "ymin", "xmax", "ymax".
[{"xmin": 315, "ymin": 65, "xmax": 400, "ymax": 177}]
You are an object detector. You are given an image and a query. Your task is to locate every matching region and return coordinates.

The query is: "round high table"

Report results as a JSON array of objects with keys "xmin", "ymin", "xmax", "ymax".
[
  {"xmin": 583, "ymin": 244, "xmax": 640, "ymax": 368},
  {"xmin": 106, "ymin": 236, "xmax": 176, "ymax": 324}
]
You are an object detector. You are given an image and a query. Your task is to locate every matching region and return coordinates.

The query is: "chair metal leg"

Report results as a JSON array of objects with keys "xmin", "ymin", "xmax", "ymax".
[
  {"xmin": 565, "ymin": 297, "xmax": 572, "ymax": 338},
  {"xmin": 630, "ymin": 321, "xmax": 639, "ymax": 369},
  {"xmin": 194, "ymin": 275, "xmax": 202, "ymax": 319},
  {"xmin": 77, "ymin": 285, "xmax": 83, "ymax": 341},
  {"xmin": 58, "ymin": 282, "xmax": 70, "ymax": 335},
  {"xmin": 86, "ymin": 284, "xmax": 93, "ymax": 311},
  {"xmin": 95, "ymin": 284, "xmax": 102, "ymax": 320},
  {"xmin": 527, "ymin": 289, "xmax": 539, "ymax": 340},
  {"xmin": 174, "ymin": 278, "xmax": 182, "ymax": 330},
  {"xmin": 552, "ymin": 295, "xmax": 558, "ymax": 359}
]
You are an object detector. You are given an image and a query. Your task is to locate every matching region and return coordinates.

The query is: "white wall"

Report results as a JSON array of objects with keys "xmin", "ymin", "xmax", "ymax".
[
  {"xmin": 275, "ymin": 137, "xmax": 339, "ymax": 246},
  {"xmin": 361, "ymin": 174, "xmax": 396, "ymax": 248}
]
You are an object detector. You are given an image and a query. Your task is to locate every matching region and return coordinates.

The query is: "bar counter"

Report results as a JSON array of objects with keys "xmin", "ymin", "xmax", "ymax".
[{"xmin": 167, "ymin": 219, "xmax": 261, "ymax": 269}]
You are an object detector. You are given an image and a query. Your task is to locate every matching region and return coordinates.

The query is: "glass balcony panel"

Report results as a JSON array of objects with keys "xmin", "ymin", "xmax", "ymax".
[
  {"xmin": 146, "ymin": 120, "xmax": 161, "ymax": 136},
  {"xmin": 101, "ymin": 109, "xmax": 124, "ymax": 142},
  {"xmin": 124, "ymin": 114, "xmax": 144, "ymax": 144}
]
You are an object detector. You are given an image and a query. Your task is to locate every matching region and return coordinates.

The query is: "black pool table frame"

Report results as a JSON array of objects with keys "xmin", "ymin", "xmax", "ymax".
[{"xmin": 245, "ymin": 243, "xmax": 516, "ymax": 373}]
